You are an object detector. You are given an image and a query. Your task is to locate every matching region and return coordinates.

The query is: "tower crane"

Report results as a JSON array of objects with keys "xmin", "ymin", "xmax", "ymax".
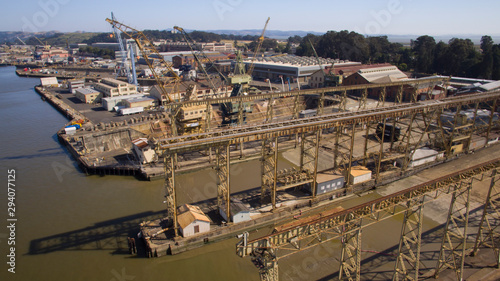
[{"xmin": 106, "ymin": 17, "xmax": 203, "ymax": 136}]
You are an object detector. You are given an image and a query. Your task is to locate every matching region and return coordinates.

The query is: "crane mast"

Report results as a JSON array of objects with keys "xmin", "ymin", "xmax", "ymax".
[{"xmin": 110, "ymin": 13, "xmax": 135, "ymax": 85}]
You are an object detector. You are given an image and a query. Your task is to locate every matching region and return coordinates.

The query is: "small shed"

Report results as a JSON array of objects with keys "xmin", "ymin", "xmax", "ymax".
[
  {"xmin": 219, "ymin": 198, "xmax": 252, "ymax": 224},
  {"xmin": 306, "ymin": 173, "xmax": 344, "ymax": 195},
  {"xmin": 131, "ymin": 138, "xmax": 156, "ymax": 164},
  {"xmin": 177, "ymin": 204, "xmax": 210, "ymax": 238},
  {"xmin": 349, "ymin": 166, "xmax": 372, "ymax": 185}
]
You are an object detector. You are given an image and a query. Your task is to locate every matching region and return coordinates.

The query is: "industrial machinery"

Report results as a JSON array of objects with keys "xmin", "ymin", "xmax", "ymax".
[
  {"xmin": 110, "ymin": 12, "xmax": 137, "ymax": 86},
  {"xmin": 222, "ymin": 17, "xmax": 270, "ymax": 125},
  {"xmin": 105, "ymin": 17, "xmax": 204, "ymax": 135}
]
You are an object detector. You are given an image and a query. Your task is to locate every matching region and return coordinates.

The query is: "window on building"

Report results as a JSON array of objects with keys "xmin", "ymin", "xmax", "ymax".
[{"xmin": 194, "ymin": 225, "xmax": 200, "ymax": 233}]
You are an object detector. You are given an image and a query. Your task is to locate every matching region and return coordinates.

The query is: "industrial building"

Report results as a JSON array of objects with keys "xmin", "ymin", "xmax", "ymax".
[
  {"xmin": 172, "ymin": 52, "xmax": 228, "ymax": 69},
  {"xmin": 348, "ymin": 166, "xmax": 372, "ymax": 185},
  {"xmin": 40, "ymin": 77, "xmax": 58, "ymax": 87},
  {"xmin": 244, "ymin": 55, "xmax": 360, "ymax": 83},
  {"xmin": 306, "ymin": 173, "xmax": 345, "ymax": 195},
  {"xmin": 397, "ymin": 148, "xmax": 443, "ymax": 168},
  {"xmin": 68, "ymin": 79, "xmax": 85, "ymax": 94},
  {"xmin": 94, "ymin": 78, "xmax": 137, "ymax": 97},
  {"xmin": 177, "ymin": 204, "xmax": 211, "ymax": 238},
  {"xmin": 308, "ymin": 63, "xmax": 392, "ymax": 88},
  {"xmin": 101, "ymin": 93, "xmax": 146, "ymax": 111},
  {"xmin": 75, "ymin": 88, "xmax": 102, "ymax": 104}
]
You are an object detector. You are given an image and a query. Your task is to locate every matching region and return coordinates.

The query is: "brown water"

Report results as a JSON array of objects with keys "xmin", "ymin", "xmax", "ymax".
[{"xmin": 0, "ymin": 66, "xmax": 444, "ymax": 281}]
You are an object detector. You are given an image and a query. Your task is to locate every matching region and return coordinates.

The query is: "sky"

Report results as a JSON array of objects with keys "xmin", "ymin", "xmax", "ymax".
[{"xmin": 1, "ymin": 0, "xmax": 500, "ymax": 36}]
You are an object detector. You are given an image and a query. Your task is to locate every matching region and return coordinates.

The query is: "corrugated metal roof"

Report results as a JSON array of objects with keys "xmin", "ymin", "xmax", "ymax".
[
  {"xmin": 479, "ymin": 81, "xmax": 500, "ymax": 91},
  {"xmin": 357, "ymin": 66, "xmax": 408, "ymax": 83},
  {"xmin": 177, "ymin": 204, "xmax": 210, "ymax": 229}
]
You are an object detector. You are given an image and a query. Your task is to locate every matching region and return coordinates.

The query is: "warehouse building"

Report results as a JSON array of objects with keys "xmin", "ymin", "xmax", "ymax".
[
  {"xmin": 68, "ymin": 79, "xmax": 85, "ymax": 93},
  {"xmin": 94, "ymin": 78, "xmax": 138, "ymax": 97},
  {"xmin": 75, "ymin": 88, "xmax": 102, "ymax": 104},
  {"xmin": 244, "ymin": 55, "xmax": 360, "ymax": 83},
  {"xmin": 101, "ymin": 93, "xmax": 146, "ymax": 111},
  {"xmin": 132, "ymin": 138, "xmax": 156, "ymax": 164},
  {"xmin": 305, "ymin": 173, "xmax": 345, "ymax": 196}
]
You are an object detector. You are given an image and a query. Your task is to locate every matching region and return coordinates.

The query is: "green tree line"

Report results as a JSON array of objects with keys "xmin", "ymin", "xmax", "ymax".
[
  {"xmin": 78, "ymin": 46, "xmax": 115, "ymax": 59},
  {"xmin": 293, "ymin": 31, "xmax": 500, "ymax": 80}
]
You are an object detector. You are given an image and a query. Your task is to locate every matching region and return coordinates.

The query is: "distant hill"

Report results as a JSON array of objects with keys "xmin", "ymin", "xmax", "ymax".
[{"xmin": 201, "ymin": 29, "xmax": 324, "ymax": 40}]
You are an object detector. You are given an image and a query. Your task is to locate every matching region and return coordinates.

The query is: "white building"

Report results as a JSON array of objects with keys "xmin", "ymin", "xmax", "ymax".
[
  {"xmin": 177, "ymin": 204, "xmax": 210, "ymax": 238},
  {"xmin": 40, "ymin": 77, "xmax": 58, "ymax": 87},
  {"xmin": 397, "ymin": 148, "xmax": 444, "ymax": 168},
  {"xmin": 219, "ymin": 199, "xmax": 252, "ymax": 224},
  {"xmin": 131, "ymin": 138, "xmax": 156, "ymax": 164},
  {"xmin": 94, "ymin": 78, "xmax": 137, "ymax": 97},
  {"xmin": 101, "ymin": 94, "xmax": 146, "ymax": 111},
  {"xmin": 348, "ymin": 166, "xmax": 372, "ymax": 185}
]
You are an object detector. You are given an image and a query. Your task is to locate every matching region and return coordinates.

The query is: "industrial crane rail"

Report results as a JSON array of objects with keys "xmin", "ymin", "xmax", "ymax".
[{"xmin": 158, "ymin": 89, "xmax": 500, "ymax": 152}]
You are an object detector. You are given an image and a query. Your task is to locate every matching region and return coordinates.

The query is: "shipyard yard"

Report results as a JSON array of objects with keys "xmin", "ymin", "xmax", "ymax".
[{"xmin": 2, "ymin": 7, "xmax": 500, "ymax": 281}]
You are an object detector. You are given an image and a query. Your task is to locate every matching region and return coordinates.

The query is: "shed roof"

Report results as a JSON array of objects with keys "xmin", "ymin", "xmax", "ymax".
[
  {"xmin": 132, "ymin": 138, "xmax": 149, "ymax": 149},
  {"xmin": 316, "ymin": 173, "xmax": 344, "ymax": 184},
  {"xmin": 349, "ymin": 166, "xmax": 372, "ymax": 177},
  {"xmin": 479, "ymin": 81, "xmax": 500, "ymax": 91},
  {"xmin": 356, "ymin": 66, "xmax": 408, "ymax": 83},
  {"xmin": 75, "ymin": 87, "xmax": 100, "ymax": 95},
  {"xmin": 177, "ymin": 204, "xmax": 210, "ymax": 229}
]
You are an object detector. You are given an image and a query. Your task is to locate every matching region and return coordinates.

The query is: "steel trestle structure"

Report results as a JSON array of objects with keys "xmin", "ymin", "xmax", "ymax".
[{"xmin": 237, "ymin": 159, "xmax": 500, "ymax": 281}]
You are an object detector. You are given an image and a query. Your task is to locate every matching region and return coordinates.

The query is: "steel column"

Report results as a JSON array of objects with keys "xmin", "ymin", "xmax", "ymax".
[
  {"xmin": 472, "ymin": 169, "xmax": 500, "ymax": 268},
  {"xmin": 261, "ymin": 136, "xmax": 279, "ymax": 208},
  {"xmin": 339, "ymin": 220, "xmax": 362, "ymax": 281},
  {"xmin": 163, "ymin": 153, "xmax": 178, "ymax": 236},
  {"xmin": 434, "ymin": 179, "xmax": 474, "ymax": 280},
  {"xmin": 216, "ymin": 143, "xmax": 231, "ymax": 222},
  {"xmin": 393, "ymin": 196, "xmax": 425, "ymax": 281}
]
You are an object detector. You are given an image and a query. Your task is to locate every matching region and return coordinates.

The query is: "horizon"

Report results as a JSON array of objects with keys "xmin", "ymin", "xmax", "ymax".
[{"xmin": 1, "ymin": 0, "xmax": 499, "ymax": 37}]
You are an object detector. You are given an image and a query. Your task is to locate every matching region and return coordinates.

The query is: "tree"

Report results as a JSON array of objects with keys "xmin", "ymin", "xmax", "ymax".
[
  {"xmin": 480, "ymin": 35, "xmax": 494, "ymax": 79},
  {"xmin": 413, "ymin": 35, "xmax": 436, "ymax": 73},
  {"xmin": 433, "ymin": 41, "xmax": 449, "ymax": 74}
]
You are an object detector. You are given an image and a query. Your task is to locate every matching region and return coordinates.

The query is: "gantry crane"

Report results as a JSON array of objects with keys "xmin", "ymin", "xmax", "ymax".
[
  {"xmin": 222, "ymin": 17, "xmax": 270, "ymax": 125},
  {"xmin": 110, "ymin": 12, "xmax": 136, "ymax": 86},
  {"xmin": 106, "ymin": 17, "xmax": 203, "ymax": 136}
]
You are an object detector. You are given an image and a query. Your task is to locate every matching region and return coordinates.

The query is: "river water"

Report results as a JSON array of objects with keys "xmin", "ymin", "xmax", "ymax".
[
  {"xmin": 0, "ymin": 66, "xmax": 262, "ymax": 281},
  {"xmin": 0, "ymin": 66, "xmax": 452, "ymax": 281}
]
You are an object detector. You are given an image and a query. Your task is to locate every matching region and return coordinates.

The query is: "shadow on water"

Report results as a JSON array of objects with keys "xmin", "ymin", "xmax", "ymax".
[{"xmin": 28, "ymin": 210, "xmax": 166, "ymax": 257}]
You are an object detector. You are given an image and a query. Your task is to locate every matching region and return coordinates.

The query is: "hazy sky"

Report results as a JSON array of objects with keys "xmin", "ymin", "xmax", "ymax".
[{"xmin": 2, "ymin": 0, "xmax": 499, "ymax": 36}]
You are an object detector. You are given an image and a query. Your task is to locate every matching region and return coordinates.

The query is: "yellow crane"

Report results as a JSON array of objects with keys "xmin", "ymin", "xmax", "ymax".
[{"xmin": 106, "ymin": 17, "xmax": 203, "ymax": 136}]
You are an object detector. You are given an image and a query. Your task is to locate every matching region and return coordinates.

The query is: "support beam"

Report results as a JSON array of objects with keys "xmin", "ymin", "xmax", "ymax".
[
  {"xmin": 216, "ymin": 143, "xmax": 231, "ymax": 223},
  {"xmin": 163, "ymin": 153, "xmax": 178, "ymax": 236},
  {"xmin": 261, "ymin": 136, "xmax": 279, "ymax": 208}
]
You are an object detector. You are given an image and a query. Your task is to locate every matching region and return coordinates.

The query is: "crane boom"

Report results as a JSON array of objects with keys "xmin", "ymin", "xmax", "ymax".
[
  {"xmin": 247, "ymin": 17, "xmax": 270, "ymax": 76},
  {"xmin": 173, "ymin": 26, "xmax": 228, "ymax": 98},
  {"xmin": 309, "ymin": 38, "xmax": 327, "ymax": 82}
]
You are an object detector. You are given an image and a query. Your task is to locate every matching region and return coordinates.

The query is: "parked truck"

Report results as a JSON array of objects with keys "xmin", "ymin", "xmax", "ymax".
[{"xmin": 119, "ymin": 107, "xmax": 144, "ymax": 116}]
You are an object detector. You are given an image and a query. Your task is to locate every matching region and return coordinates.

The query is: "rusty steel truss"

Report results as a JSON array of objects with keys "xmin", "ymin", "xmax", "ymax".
[
  {"xmin": 155, "ymin": 79, "xmax": 500, "ymax": 243},
  {"xmin": 236, "ymin": 159, "xmax": 500, "ymax": 281}
]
